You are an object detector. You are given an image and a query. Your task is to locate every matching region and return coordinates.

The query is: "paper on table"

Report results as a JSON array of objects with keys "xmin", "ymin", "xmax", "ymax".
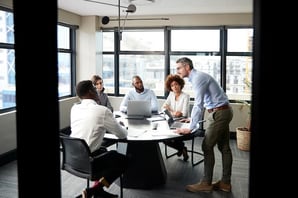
[{"xmin": 128, "ymin": 129, "xmax": 148, "ymax": 137}]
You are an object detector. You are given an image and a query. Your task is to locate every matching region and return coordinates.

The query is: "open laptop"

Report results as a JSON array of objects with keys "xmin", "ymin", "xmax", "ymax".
[
  {"xmin": 163, "ymin": 109, "xmax": 206, "ymax": 129},
  {"xmin": 126, "ymin": 100, "xmax": 152, "ymax": 119},
  {"xmin": 162, "ymin": 109, "xmax": 188, "ymax": 128}
]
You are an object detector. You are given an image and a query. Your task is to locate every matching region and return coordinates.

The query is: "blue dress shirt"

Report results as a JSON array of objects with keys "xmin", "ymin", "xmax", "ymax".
[{"xmin": 188, "ymin": 69, "xmax": 229, "ymax": 130}]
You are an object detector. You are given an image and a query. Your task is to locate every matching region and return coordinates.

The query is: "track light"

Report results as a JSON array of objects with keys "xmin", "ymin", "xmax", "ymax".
[
  {"xmin": 126, "ymin": 4, "xmax": 136, "ymax": 13},
  {"xmin": 101, "ymin": 3, "xmax": 136, "ymax": 25}
]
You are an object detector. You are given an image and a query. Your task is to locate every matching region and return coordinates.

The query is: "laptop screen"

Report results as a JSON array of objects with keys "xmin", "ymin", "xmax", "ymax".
[
  {"xmin": 127, "ymin": 100, "xmax": 151, "ymax": 117},
  {"xmin": 163, "ymin": 109, "xmax": 175, "ymax": 125}
]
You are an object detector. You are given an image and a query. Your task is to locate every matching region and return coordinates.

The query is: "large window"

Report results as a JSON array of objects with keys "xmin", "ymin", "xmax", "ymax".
[
  {"xmin": 170, "ymin": 29, "xmax": 221, "ymax": 98},
  {"xmin": 101, "ymin": 27, "xmax": 253, "ymax": 101},
  {"xmin": 0, "ymin": 6, "xmax": 76, "ymax": 112},
  {"xmin": 102, "ymin": 29, "xmax": 165, "ymax": 95},
  {"xmin": 0, "ymin": 8, "xmax": 15, "ymax": 110},
  {"xmin": 226, "ymin": 28, "xmax": 253, "ymax": 101},
  {"xmin": 57, "ymin": 24, "xmax": 77, "ymax": 97}
]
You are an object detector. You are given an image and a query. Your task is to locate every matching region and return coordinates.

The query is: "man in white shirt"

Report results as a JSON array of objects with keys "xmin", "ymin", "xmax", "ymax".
[
  {"xmin": 71, "ymin": 80, "xmax": 128, "ymax": 198},
  {"xmin": 119, "ymin": 75, "xmax": 159, "ymax": 113}
]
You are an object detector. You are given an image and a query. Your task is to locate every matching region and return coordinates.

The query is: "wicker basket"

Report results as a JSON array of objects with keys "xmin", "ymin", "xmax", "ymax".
[{"xmin": 236, "ymin": 127, "xmax": 251, "ymax": 151}]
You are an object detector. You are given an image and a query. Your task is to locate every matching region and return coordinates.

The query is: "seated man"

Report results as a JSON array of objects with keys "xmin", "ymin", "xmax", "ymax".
[
  {"xmin": 71, "ymin": 80, "xmax": 128, "ymax": 198},
  {"xmin": 119, "ymin": 75, "xmax": 159, "ymax": 113}
]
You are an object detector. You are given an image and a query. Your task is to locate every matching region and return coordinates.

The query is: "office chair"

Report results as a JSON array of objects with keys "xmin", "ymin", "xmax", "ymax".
[
  {"xmin": 164, "ymin": 107, "xmax": 205, "ymax": 167},
  {"xmin": 60, "ymin": 135, "xmax": 123, "ymax": 198},
  {"xmin": 164, "ymin": 123, "xmax": 205, "ymax": 167}
]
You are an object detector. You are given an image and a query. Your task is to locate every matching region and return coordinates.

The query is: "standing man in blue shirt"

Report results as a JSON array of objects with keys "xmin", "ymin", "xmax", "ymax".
[
  {"xmin": 175, "ymin": 57, "xmax": 233, "ymax": 193},
  {"xmin": 120, "ymin": 75, "xmax": 159, "ymax": 113}
]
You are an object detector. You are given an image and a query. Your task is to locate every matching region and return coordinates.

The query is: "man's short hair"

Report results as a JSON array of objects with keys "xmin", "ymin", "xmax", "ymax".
[
  {"xmin": 176, "ymin": 57, "xmax": 193, "ymax": 69},
  {"xmin": 76, "ymin": 80, "xmax": 94, "ymax": 98}
]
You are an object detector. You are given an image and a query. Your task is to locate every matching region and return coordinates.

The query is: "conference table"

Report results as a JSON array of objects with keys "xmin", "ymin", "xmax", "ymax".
[{"xmin": 104, "ymin": 112, "xmax": 194, "ymax": 189}]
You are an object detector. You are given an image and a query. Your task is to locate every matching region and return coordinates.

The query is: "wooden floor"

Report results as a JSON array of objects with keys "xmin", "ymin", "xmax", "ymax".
[{"xmin": 0, "ymin": 138, "xmax": 249, "ymax": 198}]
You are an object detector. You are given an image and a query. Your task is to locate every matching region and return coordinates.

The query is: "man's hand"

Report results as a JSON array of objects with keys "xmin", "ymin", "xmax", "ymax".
[
  {"xmin": 173, "ymin": 111, "xmax": 183, "ymax": 117},
  {"xmin": 180, "ymin": 118, "xmax": 190, "ymax": 123}
]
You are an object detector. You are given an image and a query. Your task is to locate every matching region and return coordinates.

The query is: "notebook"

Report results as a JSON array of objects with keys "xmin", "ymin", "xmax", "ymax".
[{"xmin": 126, "ymin": 100, "xmax": 152, "ymax": 119}]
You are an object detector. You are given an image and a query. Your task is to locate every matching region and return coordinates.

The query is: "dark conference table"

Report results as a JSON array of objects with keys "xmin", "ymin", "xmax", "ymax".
[{"xmin": 104, "ymin": 112, "xmax": 191, "ymax": 189}]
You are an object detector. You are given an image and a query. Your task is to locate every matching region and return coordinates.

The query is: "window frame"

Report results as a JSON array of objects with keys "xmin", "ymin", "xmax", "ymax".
[
  {"xmin": 100, "ymin": 25, "xmax": 253, "ymax": 102},
  {"xmin": 0, "ymin": 8, "xmax": 78, "ymax": 113}
]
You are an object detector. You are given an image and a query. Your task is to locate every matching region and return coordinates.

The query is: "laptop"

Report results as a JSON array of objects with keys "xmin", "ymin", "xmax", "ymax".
[
  {"xmin": 126, "ymin": 100, "xmax": 152, "ymax": 119},
  {"xmin": 162, "ymin": 109, "xmax": 187, "ymax": 128},
  {"xmin": 163, "ymin": 109, "xmax": 206, "ymax": 129}
]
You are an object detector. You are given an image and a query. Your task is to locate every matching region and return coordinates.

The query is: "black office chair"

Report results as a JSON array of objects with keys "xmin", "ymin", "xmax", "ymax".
[
  {"xmin": 60, "ymin": 135, "xmax": 123, "ymax": 198},
  {"xmin": 164, "ymin": 107, "xmax": 205, "ymax": 167},
  {"xmin": 164, "ymin": 123, "xmax": 205, "ymax": 167}
]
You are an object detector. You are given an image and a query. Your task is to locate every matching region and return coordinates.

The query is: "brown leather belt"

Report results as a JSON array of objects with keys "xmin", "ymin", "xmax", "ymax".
[{"xmin": 207, "ymin": 105, "xmax": 230, "ymax": 113}]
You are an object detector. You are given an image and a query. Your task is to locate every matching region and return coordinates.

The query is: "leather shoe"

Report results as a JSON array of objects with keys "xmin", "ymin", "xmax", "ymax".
[
  {"xmin": 182, "ymin": 147, "xmax": 189, "ymax": 161},
  {"xmin": 212, "ymin": 180, "xmax": 231, "ymax": 192},
  {"xmin": 177, "ymin": 149, "xmax": 183, "ymax": 157},
  {"xmin": 186, "ymin": 181, "xmax": 213, "ymax": 193},
  {"xmin": 94, "ymin": 187, "xmax": 118, "ymax": 198}
]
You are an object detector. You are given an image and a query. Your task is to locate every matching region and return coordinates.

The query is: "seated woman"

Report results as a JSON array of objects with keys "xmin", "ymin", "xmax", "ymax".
[
  {"xmin": 162, "ymin": 74, "xmax": 190, "ymax": 161},
  {"xmin": 91, "ymin": 74, "xmax": 114, "ymax": 112},
  {"xmin": 91, "ymin": 75, "xmax": 116, "ymax": 148}
]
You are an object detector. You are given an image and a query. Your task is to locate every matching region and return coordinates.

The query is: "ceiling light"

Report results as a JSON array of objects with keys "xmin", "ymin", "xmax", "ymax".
[{"xmin": 126, "ymin": 4, "xmax": 136, "ymax": 13}]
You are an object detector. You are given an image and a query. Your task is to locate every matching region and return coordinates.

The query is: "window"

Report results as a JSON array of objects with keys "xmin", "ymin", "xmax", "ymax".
[
  {"xmin": 100, "ymin": 27, "xmax": 253, "ymax": 101},
  {"xmin": 57, "ymin": 24, "xmax": 76, "ymax": 97},
  {"xmin": 170, "ymin": 29, "xmax": 221, "ymax": 98},
  {"xmin": 171, "ymin": 29, "xmax": 220, "ymax": 51},
  {"xmin": 0, "ymin": 8, "xmax": 15, "ymax": 110},
  {"xmin": 226, "ymin": 28, "xmax": 253, "ymax": 101},
  {"xmin": 102, "ymin": 29, "xmax": 165, "ymax": 96},
  {"xmin": 0, "ymin": 7, "xmax": 77, "ymax": 112}
]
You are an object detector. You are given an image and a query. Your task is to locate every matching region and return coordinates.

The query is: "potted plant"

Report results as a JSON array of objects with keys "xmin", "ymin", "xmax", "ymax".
[
  {"xmin": 236, "ymin": 80, "xmax": 251, "ymax": 151},
  {"xmin": 236, "ymin": 101, "xmax": 251, "ymax": 151}
]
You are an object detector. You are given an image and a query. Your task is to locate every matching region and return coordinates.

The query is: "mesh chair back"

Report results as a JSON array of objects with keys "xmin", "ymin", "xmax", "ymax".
[{"xmin": 60, "ymin": 136, "xmax": 92, "ymax": 178}]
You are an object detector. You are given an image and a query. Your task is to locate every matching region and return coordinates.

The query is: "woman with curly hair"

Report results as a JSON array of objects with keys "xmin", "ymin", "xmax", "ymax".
[{"xmin": 162, "ymin": 74, "xmax": 190, "ymax": 161}]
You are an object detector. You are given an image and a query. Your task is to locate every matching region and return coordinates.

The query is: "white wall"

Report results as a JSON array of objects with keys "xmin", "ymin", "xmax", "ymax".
[
  {"xmin": 0, "ymin": 97, "xmax": 78, "ymax": 155},
  {"xmin": 59, "ymin": 97, "xmax": 80, "ymax": 129},
  {"xmin": 0, "ymin": 111, "xmax": 16, "ymax": 155},
  {"xmin": 0, "ymin": 0, "xmax": 12, "ymax": 8}
]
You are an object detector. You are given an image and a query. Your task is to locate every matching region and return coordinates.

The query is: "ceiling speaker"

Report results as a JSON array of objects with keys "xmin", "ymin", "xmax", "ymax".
[{"xmin": 102, "ymin": 16, "xmax": 110, "ymax": 25}]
